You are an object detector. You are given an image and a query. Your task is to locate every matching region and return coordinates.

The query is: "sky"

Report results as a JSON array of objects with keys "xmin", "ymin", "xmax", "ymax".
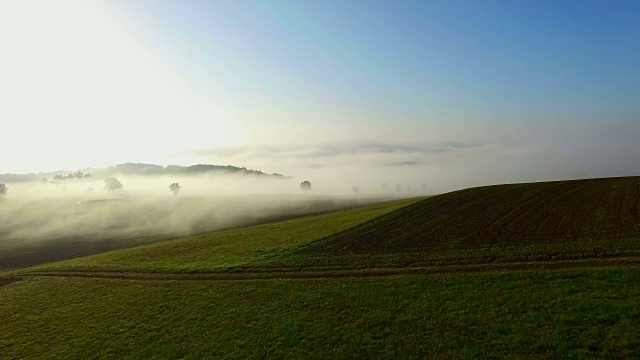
[{"xmin": 1, "ymin": 0, "xmax": 639, "ymax": 192}]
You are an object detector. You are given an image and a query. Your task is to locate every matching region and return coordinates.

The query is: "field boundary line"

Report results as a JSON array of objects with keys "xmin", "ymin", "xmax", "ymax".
[{"xmin": 15, "ymin": 256, "xmax": 640, "ymax": 282}]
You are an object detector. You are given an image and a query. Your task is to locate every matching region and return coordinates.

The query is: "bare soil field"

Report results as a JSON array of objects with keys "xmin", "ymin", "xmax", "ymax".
[{"xmin": 304, "ymin": 176, "xmax": 640, "ymax": 254}]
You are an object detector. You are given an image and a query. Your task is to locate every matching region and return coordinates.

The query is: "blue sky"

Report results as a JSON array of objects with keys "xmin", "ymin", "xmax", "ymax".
[
  {"xmin": 107, "ymin": 0, "xmax": 639, "ymax": 123},
  {"xmin": 1, "ymin": 0, "xmax": 639, "ymax": 190}
]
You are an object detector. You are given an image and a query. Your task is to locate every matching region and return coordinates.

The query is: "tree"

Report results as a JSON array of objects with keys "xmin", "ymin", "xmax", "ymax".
[
  {"xmin": 0, "ymin": 183, "xmax": 7, "ymax": 196},
  {"xmin": 352, "ymin": 185, "xmax": 360, "ymax": 194},
  {"xmin": 300, "ymin": 181, "xmax": 312, "ymax": 193},
  {"xmin": 169, "ymin": 182, "xmax": 181, "ymax": 196},
  {"xmin": 104, "ymin": 177, "xmax": 123, "ymax": 192}
]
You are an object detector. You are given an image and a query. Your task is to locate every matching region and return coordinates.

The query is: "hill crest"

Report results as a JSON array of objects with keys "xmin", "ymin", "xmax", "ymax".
[{"xmin": 306, "ymin": 176, "xmax": 640, "ymax": 253}]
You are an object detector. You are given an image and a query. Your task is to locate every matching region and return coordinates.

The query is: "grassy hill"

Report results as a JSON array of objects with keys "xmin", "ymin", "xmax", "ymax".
[
  {"xmin": 25, "ymin": 198, "xmax": 421, "ymax": 273},
  {"xmin": 3, "ymin": 177, "xmax": 640, "ymax": 358},
  {"xmin": 22, "ymin": 177, "xmax": 640, "ymax": 273}
]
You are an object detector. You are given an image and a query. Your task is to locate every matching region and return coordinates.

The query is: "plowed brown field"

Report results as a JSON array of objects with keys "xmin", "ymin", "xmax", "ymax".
[{"xmin": 305, "ymin": 177, "xmax": 640, "ymax": 253}]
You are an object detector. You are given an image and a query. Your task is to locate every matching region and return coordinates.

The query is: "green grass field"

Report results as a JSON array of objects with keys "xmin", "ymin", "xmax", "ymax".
[
  {"xmin": 3, "ymin": 177, "xmax": 640, "ymax": 358},
  {"xmin": 2, "ymin": 270, "xmax": 639, "ymax": 359},
  {"xmin": 27, "ymin": 198, "xmax": 420, "ymax": 273}
]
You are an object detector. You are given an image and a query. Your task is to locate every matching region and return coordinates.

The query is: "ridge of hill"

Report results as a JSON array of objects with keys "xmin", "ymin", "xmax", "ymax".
[{"xmin": 303, "ymin": 176, "xmax": 640, "ymax": 254}]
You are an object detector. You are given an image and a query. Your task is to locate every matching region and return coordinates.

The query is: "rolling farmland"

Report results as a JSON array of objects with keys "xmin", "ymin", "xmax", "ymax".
[{"xmin": 2, "ymin": 177, "xmax": 640, "ymax": 358}]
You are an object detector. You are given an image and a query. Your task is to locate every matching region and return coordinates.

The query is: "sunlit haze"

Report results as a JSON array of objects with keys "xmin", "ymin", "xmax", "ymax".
[{"xmin": 2, "ymin": 0, "xmax": 639, "ymax": 190}]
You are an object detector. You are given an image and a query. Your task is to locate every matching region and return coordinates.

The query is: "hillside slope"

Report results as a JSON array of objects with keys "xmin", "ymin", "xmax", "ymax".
[
  {"xmin": 23, "ymin": 198, "xmax": 419, "ymax": 273},
  {"xmin": 305, "ymin": 177, "xmax": 640, "ymax": 253}
]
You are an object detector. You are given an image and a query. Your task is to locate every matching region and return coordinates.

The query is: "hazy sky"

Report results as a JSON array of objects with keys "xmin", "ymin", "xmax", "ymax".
[{"xmin": 1, "ymin": 0, "xmax": 639, "ymax": 189}]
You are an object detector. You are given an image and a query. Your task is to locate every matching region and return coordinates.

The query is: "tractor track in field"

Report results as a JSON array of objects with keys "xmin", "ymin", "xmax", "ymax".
[{"xmin": 10, "ymin": 256, "xmax": 640, "ymax": 283}]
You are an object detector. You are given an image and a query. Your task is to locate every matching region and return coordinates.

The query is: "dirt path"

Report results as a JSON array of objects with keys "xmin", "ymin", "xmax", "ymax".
[{"xmin": 11, "ymin": 256, "xmax": 640, "ymax": 283}]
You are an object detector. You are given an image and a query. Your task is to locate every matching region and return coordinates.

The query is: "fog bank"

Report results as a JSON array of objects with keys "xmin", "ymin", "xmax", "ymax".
[{"xmin": 0, "ymin": 173, "xmax": 402, "ymax": 255}]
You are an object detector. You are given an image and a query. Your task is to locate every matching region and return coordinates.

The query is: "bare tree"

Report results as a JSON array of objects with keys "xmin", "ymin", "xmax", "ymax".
[
  {"xmin": 352, "ymin": 186, "xmax": 360, "ymax": 194},
  {"xmin": 104, "ymin": 177, "xmax": 123, "ymax": 192},
  {"xmin": 169, "ymin": 183, "xmax": 181, "ymax": 196},
  {"xmin": 300, "ymin": 181, "xmax": 312, "ymax": 193}
]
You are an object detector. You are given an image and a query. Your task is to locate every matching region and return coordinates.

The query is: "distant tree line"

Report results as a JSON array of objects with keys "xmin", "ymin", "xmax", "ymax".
[
  {"xmin": 52, "ymin": 171, "xmax": 92, "ymax": 181},
  {"xmin": 0, "ymin": 163, "xmax": 289, "ymax": 184},
  {"xmin": 0, "ymin": 173, "xmax": 39, "ymax": 183},
  {"xmin": 0, "ymin": 172, "xmax": 92, "ymax": 184},
  {"xmin": 111, "ymin": 163, "xmax": 288, "ymax": 178}
]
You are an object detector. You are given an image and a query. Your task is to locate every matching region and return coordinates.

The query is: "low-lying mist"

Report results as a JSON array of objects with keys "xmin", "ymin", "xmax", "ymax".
[{"xmin": 0, "ymin": 173, "xmax": 404, "ymax": 254}]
